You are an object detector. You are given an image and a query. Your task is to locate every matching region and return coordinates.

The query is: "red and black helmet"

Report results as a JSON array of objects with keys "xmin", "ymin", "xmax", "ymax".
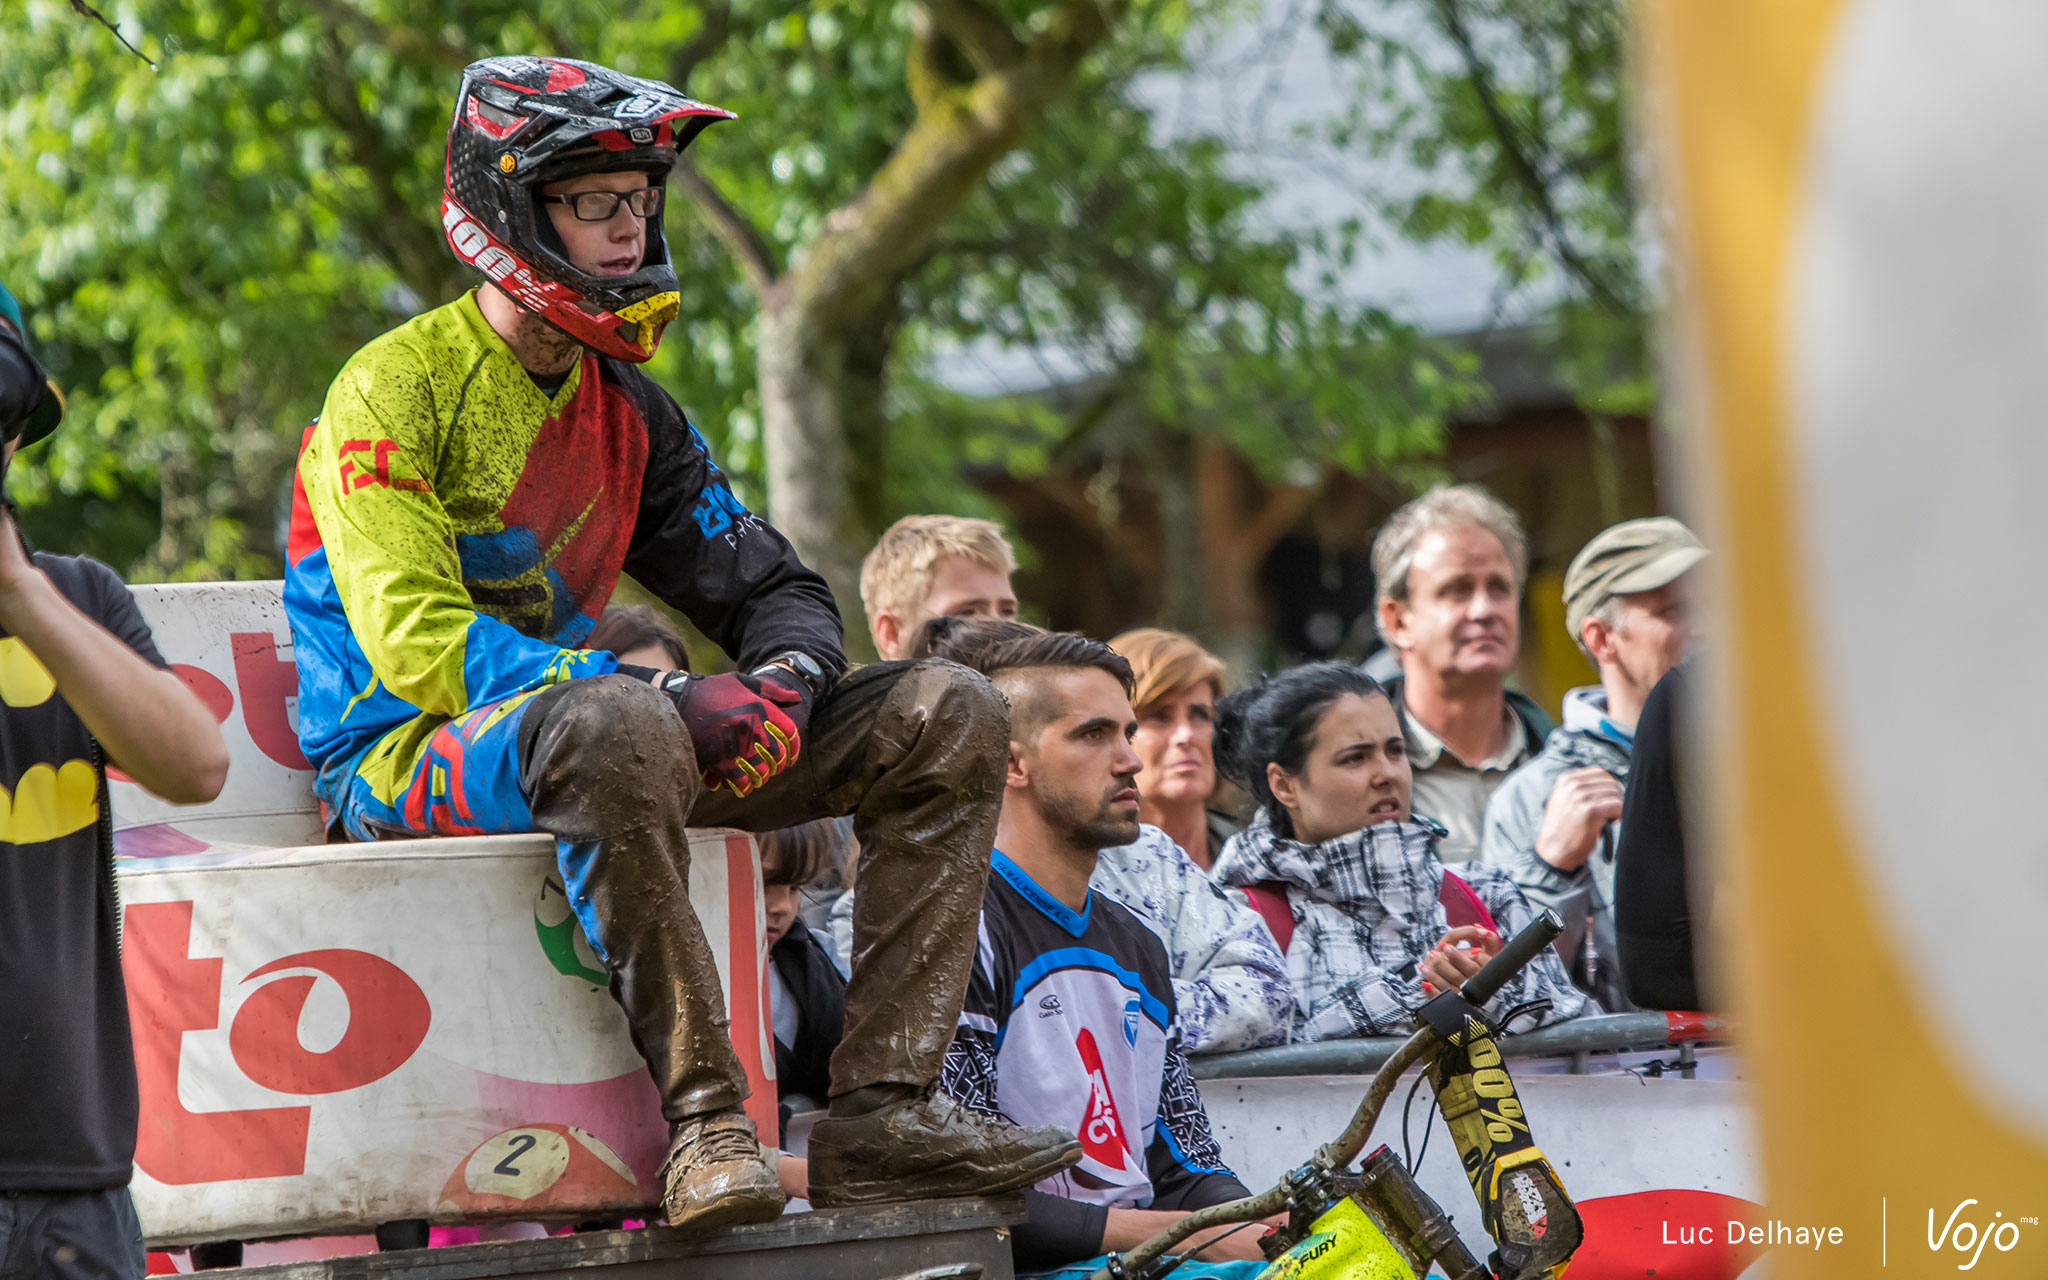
[{"xmin": 443, "ymin": 56, "xmax": 733, "ymax": 362}]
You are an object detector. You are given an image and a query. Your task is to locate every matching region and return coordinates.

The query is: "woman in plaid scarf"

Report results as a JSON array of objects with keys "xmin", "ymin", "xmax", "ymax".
[{"xmin": 1211, "ymin": 663, "xmax": 1593, "ymax": 1041}]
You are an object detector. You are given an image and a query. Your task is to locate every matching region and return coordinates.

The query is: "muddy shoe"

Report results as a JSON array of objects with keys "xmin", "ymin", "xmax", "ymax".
[
  {"xmin": 659, "ymin": 1108, "xmax": 786, "ymax": 1231},
  {"xmin": 806, "ymin": 1086, "xmax": 1081, "ymax": 1208}
]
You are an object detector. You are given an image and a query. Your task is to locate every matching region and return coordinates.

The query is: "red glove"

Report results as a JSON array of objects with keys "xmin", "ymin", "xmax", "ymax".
[{"xmin": 656, "ymin": 668, "xmax": 809, "ymax": 796}]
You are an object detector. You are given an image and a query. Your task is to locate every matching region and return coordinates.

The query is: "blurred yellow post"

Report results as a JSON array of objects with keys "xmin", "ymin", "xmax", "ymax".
[{"xmin": 1646, "ymin": 0, "xmax": 2048, "ymax": 1274}]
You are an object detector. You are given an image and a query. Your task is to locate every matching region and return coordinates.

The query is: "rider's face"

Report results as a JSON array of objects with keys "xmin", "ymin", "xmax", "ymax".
[{"xmin": 540, "ymin": 170, "xmax": 655, "ymax": 278}]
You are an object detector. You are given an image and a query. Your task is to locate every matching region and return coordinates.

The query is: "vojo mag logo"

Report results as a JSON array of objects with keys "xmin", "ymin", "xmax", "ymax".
[{"xmin": 1926, "ymin": 1201, "xmax": 2036, "ymax": 1271}]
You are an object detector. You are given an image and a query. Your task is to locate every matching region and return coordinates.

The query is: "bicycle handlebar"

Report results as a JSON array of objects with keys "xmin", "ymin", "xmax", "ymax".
[
  {"xmin": 1089, "ymin": 909, "xmax": 1570, "ymax": 1280},
  {"xmin": 1460, "ymin": 907, "xmax": 1564, "ymax": 1007}
]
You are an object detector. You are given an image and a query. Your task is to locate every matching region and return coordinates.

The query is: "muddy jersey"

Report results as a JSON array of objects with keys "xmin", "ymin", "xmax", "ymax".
[
  {"xmin": 940, "ymin": 852, "xmax": 1246, "ymax": 1218},
  {"xmin": 284, "ymin": 291, "xmax": 842, "ymax": 804}
]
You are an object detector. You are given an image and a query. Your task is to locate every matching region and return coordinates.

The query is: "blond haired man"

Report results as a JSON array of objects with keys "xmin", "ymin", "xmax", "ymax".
[
  {"xmin": 845, "ymin": 523, "xmax": 1291, "ymax": 1054},
  {"xmin": 860, "ymin": 515, "xmax": 1019, "ymax": 660}
]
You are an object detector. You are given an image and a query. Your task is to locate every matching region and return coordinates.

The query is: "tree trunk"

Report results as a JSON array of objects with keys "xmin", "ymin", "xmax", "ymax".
[
  {"xmin": 757, "ymin": 290, "xmax": 904, "ymax": 661},
  {"xmin": 143, "ymin": 448, "xmax": 206, "ymax": 584},
  {"xmin": 1195, "ymin": 440, "xmax": 1319, "ymax": 677},
  {"xmin": 1149, "ymin": 431, "xmax": 1209, "ymax": 638},
  {"xmin": 713, "ymin": 0, "xmax": 1123, "ymax": 655}
]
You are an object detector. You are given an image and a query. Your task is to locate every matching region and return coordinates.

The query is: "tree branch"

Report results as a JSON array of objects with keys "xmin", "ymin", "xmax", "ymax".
[
  {"xmin": 670, "ymin": 0, "xmax": 812, "ymax": 93},
  {"xmin": 69, "ymin": 0, "xmax": 154, "ymax": 68},
  {"xmin": 304, "ymin": 21, "xmax": 457, "ymax": 301},
  {"xmin": 1244, "ymin": 475, "xmax": 1320, "ymax": 555},
  {"xmin": 1427, "ymin": 0, "xmax": 1638, "ymax": 315},
  {"xmin": 921, "ymin": 0, "xmax": 1027, "ymax": 75},
  {"xmin": 296, "ymin": 0, "xmax": 468, "ymax": 70},
  {"xmin": 907, "ymin": 14, "xmax": 959, "ymax": 113},
  {"xmin": 1194, "ymin": 437, "xmax": 1318, "ymax": 570},
  {"xmin": 790, "ymin": 0, "xmax": 1124, "ymax": 329},
  {"xmin": 672, "ymin": 158, "xmax": 780, "ymax": 296}
]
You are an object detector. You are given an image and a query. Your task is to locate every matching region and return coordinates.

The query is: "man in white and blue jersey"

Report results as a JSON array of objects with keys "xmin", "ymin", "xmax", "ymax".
[{"xmin": 922, "ymin": 619, "xmax": 1278, "ymax": 1278}]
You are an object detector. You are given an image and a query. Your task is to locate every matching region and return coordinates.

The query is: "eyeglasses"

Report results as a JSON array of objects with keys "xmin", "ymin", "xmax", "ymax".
[{"xmin": 538, "ymin": 186, "xmax": 665, "ymax": 222}]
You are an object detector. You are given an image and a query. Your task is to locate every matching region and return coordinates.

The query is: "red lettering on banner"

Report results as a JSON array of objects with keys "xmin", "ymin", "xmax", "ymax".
[
  {"xmin": 727, "ymin": 832, "xmax": 779, "ymax": 1139},
  {"xmin": 124, "ymin": 901, "xmax": 312, "ymax": 1184},
  {"xmin": 230, "ymin": 632, "xmax": 312, "ymax": 770},
  {"xmin": 174, "ymin": 664, "xmax": 234, "ymax": 723},
  {"xmin": 108, "ymin": 664, "xmax": 234, "ymax": 785},
  {"xmin": 230, "ymin": 950, "xmax": 431, "ymax": 1095}
]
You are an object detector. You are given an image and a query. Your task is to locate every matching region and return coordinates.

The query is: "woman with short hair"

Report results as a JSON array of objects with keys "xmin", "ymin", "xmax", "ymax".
[{"xmin": 1109, "ymin": 628, "xmax": 1234, "ymax": 871}]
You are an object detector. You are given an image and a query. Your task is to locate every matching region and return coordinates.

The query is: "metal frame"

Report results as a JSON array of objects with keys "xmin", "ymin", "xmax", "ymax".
[{"xmin": 1189, "ymin": 1011, "xmax": 1730, "ymax": 1080}]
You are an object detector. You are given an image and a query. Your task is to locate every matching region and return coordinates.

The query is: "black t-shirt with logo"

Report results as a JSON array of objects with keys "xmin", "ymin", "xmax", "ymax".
[{"xmin": 0, "ymin": 552, "xmax": 166, "ymax": 1188}]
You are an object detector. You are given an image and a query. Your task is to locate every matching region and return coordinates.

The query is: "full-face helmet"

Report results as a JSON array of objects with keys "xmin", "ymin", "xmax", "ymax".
[{"xmin": 443, "ymin": 56, "xmax": 733, "ymax": 362}]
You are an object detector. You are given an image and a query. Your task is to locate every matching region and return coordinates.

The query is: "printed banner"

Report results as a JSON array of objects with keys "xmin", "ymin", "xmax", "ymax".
[{"xmin": 110, "ymin": 584, "xmax": 771, "ymax": 1246}]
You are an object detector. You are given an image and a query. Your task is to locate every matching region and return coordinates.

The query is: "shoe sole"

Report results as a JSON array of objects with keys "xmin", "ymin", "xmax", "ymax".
[
  {"xmin": 665, "ymin": 1183, "xmax": 788, "ymax": 1233},
  {"xmin": 809, "ymin": 1135, "xmax": 1082, "ymax": 1209}
]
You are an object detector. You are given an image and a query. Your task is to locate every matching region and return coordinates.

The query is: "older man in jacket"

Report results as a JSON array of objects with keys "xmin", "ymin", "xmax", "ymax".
[{"xmin": 1480, "ymin": 517, "xmax": 1704, "ymax": 1009}]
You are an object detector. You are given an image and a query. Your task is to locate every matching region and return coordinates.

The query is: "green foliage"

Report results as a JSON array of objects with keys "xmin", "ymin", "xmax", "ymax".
[
  {"xmin": 0, "ymin": 0, "xmax": 1500, "ymax": 587},
  {"xmin": 910, "ymin": 55, "xmax": 1481, "ymax": 506},
  {"xmin": 1, "ymin": 0, "xmax": 465, "ymax": 576},
  {"xmin": 1319, "ymin": 0, "xmax": 1648, "ymax": 414}
]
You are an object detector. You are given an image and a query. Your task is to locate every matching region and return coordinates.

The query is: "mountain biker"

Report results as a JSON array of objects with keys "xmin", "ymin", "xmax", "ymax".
[{"xmin": 283, "ymin": 55, "xmax": 1077, "ymax": 1231}]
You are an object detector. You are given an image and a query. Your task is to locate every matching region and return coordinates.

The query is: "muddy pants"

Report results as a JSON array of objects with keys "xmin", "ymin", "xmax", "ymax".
[{"xmin": 331, "ymin": 660, "xmax": 1006, "ymax": 1123}]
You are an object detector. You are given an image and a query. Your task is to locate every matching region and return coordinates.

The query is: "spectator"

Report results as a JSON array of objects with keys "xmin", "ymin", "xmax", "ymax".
[
  {"xmin": 1108, "ymin": 628, "xmax": 1233, "ymax": 870},
  {"xmin": 1614, "ymin": 662, "xmax": 1708, "ymax": 1010},
  {"xmin": 850, "ymin": 524, "xmax": 1293, "ymax": 1052},
  {"xmin": 759, "ymin": 820, "xmax": 848, "ymax": 1119},
  {"xmin": 758, "ymin": 820, "xmax": 849, "ymax": 1202},
  {"xmin": 817, "ymin": 512, "xmax": 1025, "ymax": 939},
  {"xmin": 585, "ymin": 603, "xmax": 691, "ymax": 672},
  {"xmin": 928, "ymin": 620, "xmax": 1276, "ymax": 1277},
  {"xmin": 1369, "ymin": 485, "xmax": 1553, "ymax": 862},
  {"xmin": 0, "ymin": 282, "xmax": 230, "ymax": 1276},
  {"xmin": 1211, "ymin": 662, "xmax": 1591, "ymax": 1042},
  {"xmin": 859, "ymin": 514, "xmax": 1019, "ymax": 661},
  {"xmin": 937, "ymin": 621, "xmax": 1290, "ymax": 1054},
  {"xmin": 1481, "ymin": 518, "xmax": 1704, "ymax": 1009},
  {"xmin": 830, "ymin": 615, "xmax": 1294, "ymax": 1054}
]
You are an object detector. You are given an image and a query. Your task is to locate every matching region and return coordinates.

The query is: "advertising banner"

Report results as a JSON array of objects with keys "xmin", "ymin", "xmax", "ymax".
[{"xmin": 111, "ymin": 584, "xmax": 770, "ymax": 1245}]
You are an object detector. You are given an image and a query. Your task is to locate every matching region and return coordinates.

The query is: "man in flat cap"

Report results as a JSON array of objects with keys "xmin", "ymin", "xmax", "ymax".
[{"xmin": 1480, "ymin": 516, "xmax": 1705, "ymax": 1009}]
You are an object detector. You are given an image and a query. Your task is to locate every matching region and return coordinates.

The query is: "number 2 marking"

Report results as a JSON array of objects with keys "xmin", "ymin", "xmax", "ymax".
[{"xmin": 494, "ymin": 1132, "xmax": 538, "ymax": 1176}]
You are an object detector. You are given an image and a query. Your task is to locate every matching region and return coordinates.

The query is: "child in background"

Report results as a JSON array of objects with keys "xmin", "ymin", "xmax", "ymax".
[
  {"xmin": 760, "ymin": 820, "xmax": 850, "ymax": 1200},
  {"xmin": 584, "ymin": 603, "xmax": 692, "ymax": 672}
]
